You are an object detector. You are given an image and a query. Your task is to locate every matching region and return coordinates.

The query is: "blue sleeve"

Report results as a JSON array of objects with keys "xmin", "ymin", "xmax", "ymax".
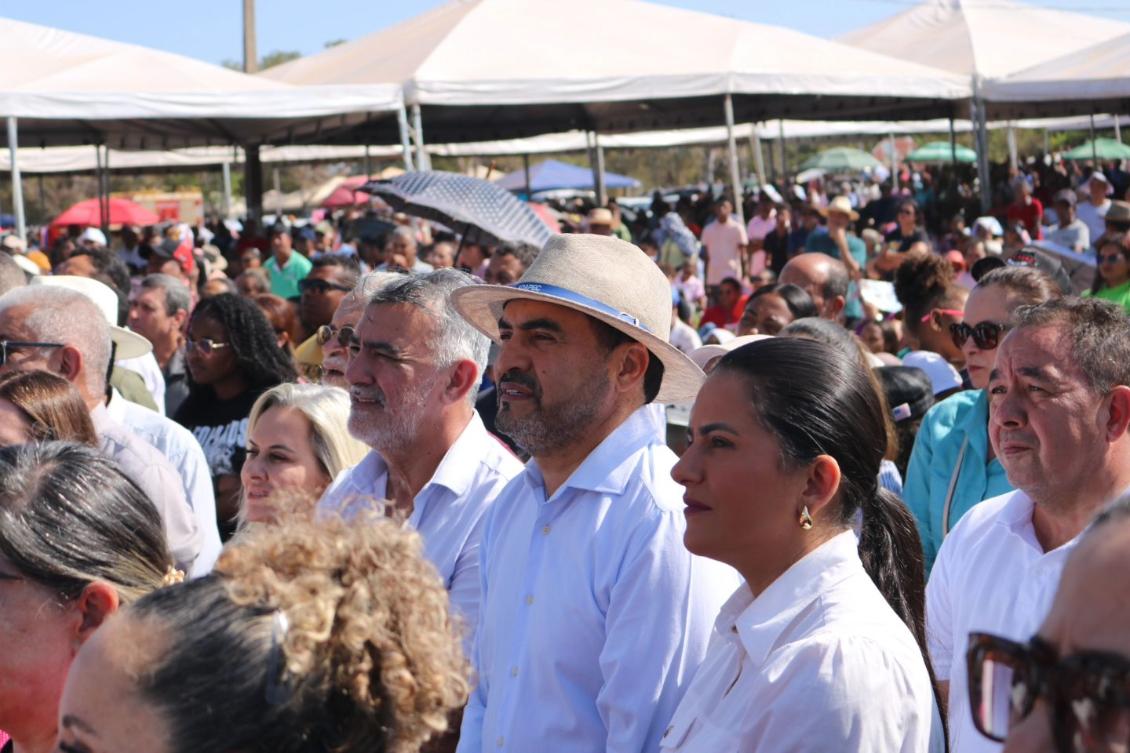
[{"xmin": 904, "ymin": 411, "xmax": 941, "ymax": 570}]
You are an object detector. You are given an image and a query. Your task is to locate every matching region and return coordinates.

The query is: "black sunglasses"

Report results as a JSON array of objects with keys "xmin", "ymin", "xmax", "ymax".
[
  {"xmin": 968, "ymin": 631, "xmax": 1130, "ymax": 752},
  {"xmin": 316, "ymin": 324, "xmax": 355, "ymax": 348},
  {"xmin": 0, "ymin": 340, "xmax": 64, "ymax": 366},
  {"xmin": 950, "ymin": 320, "xmax": 1008, "ymax": 351},
  {"xmin": 299, "ymin": 279, "xmax": 352, "ymax": 295}
]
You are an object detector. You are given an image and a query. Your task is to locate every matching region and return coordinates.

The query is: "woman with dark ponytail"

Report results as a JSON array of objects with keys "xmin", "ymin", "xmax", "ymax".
[{"xmin": 662, "ymin": 337, "xmax": 944, "ymax": 753}]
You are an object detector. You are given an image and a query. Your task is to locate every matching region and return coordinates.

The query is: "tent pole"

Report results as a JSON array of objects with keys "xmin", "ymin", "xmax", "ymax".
[
  {"xmin": 396, "ymin": 103, "xmax": 415, "ymax": 172},
  {"xmin": 723, "ymin": 94, "xmax": 745, "ymax": 228},
  {"xmin": 221, "ymin": 161, "xmax": 232, "ymax": 219},
  {"xmin": 411, "ymin": 103, "xmax": 430, "ymax": 172},
  {"xmin": 1007, "ymin": 124, "xmax": 1018, "ymax": 171},
  {"xmin": 750, "ymin": 123, "xmax": 766, "ymax": 188},
  {"xmin": 244, "ymin": 146, "xmax": 263, "ymax": 222},
  {"xmin": 949, "ymin": 115, "xmax": 957, "ymax": 164},
  {"xmin": 94, "ymin": 145, "xmax": 104, "ymax": 231},
  {"xmin": 777, "ymin": 120, "xmax": 787, "ymax": 185},
  {"xmin": 972, "ymin": 76, "xmax": 992, "ymax": 214},
  {"xmin": 523, "ymin": 154, "xmax": 531, "ymax": 200},
  {"xmin": 6, "ymin": 118, "xmax": 25, "ymax": 243},
  {"xmin": 889, "ymin": 132, "xmax": 898, "ymax": 191},
  {"xmin": 592, "ymin": 131, "xmax": 607, "ymax": 206},
  {"xmin": 1115, "ymin": 116, "xmax": 1123, "ymax": 143},
  {"xmin": 1090, "ymin": 112, "xmax": 1098, "ymax": 164},
  {"xmin": 102, "ymin": 146, "xmax": 111, "ymax": 237},
  {"xmin": 364, "ymin": 143, "xmax": 371, "ymax": 180}
]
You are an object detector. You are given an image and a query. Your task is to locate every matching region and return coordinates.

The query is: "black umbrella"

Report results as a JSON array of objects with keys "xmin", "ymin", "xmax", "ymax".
[{"xmin": 359, "ymin": 171, "xmax": 554, "ymax": 248}]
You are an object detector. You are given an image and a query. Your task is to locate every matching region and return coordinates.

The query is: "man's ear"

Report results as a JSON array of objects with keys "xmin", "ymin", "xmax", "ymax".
[
  {"xmin": 1105, "ymin": 385, "xmax": 1130, "ymax": 442},
  {"xmin": 444, "ymin": 360, "xmax": 480, "ymax": 406},
  {"xmin": 613, "ymin": 341, "xmax": 650, "ymax": 396},
  {"xmin": 57, "ymin": 344, "xmax": 84, "ymax": 384},
  {"xmin": 72, "ymin": 581, "xmax": 120, "ymax": 646},
  {"xmin": 828, "ymin": 295, "xmax": 846, "ymax": 320}
]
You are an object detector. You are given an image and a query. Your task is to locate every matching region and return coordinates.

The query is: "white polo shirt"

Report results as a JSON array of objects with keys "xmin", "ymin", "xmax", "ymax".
[{"xmin": 926, "ymin": 489, "xmax": 1080, "ymax": 753}]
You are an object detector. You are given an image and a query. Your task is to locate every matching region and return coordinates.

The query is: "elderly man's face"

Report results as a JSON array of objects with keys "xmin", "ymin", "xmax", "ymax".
[
  {"xmin": 486, "ymin": 253, "xmax": 526, "ymax": 286},
  {"xmin": 988, "ymin": 323, "xmax": 1110, "ymax": 504},
  {"xmin": 779, "ymin": 262, "xmax": 828, "ymax": 318},
  {"xmin": 128, "ymin": 287, "xmax": 179, "ymax": 346},
  {"xmin": 345, "ymin": 302, "xmax": 449, "ymax": 452},
  {"xmin": 0, "ymin": 304, "xmax": 67, "ymax": 378},
  {"xmin": 494, "ymin": 299, "xmax": 618, "ymax": 456},
  {"xmin": 387, "ymin": 234, "xmax": 416, "ymax": 264},
  {"xmin": 429, "ymin": 242, "xmax": 456, "ymax": 269},
  {"xmin": 998, "ymin": 523, "xmax": 1130, "ymax": 753},
  {"xmin": 320, "ymin": 298, "xmax": 365, "ymax": 390}
]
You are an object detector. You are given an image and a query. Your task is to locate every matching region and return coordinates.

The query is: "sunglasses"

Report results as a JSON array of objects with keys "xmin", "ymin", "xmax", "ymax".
[
  {"xmin": 0, "ymin": 340, "xmax": 64, "ymax": 366},
  {"xmin": 298, "ymin": 279, "xmax": 352, "ymax": 295},
  {"xmin": 950, "ymin": 320, "xmax": 1009, "ymax": 351},
  {"xmin": 315, "ymin": 324, "xmax": 355, "ymax": 348},
  {"xmin": 185, "ymin": 337, "xmax": 231, "ymax": 356},
  {"xmin": 968, "ymin": 631, "xmax": 1130, "ymax": 752}
]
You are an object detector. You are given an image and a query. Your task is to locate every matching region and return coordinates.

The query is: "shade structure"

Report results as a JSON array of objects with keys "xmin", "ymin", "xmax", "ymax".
[
  {"xmin": 262, "ymin": 0, "xmax": 969, "ymax": 145},
  {"xmin": 51, "ymin": 197, "xmax": 159, "ymax": 228},
  {"xmin": 360, "ymin": 171, "xmax": 554, "ymax": 248},
  {"xmin": 983, "ymin": 31, "xmax": 1130, "ymax": 117},
  {"xmin": 906, "ymin": 141, "xmax": 978, "ymax": 163},
  {"xmin": 0, "ymin": 17, "xmax": 403, "ymax": 149},
  {"xmin": 797, "ymin": 147, "xmax": 882, "ymax": 173},
  {"xmin": 1062, "ymin": 138, "xmax": 1130, "ymax": 162},
  {"xmin": 495, "ymin": 159, "xmax": 640, "ymax": 194}
]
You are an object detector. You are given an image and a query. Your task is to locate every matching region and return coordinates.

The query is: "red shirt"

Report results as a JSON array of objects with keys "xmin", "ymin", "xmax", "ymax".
[
  {"xmin": 1006, "ymin": 198, "xmax": 1044, "ymax": 240},
  {"xmin": 700, "ymin": 295, "xmax": 748, "ymax": 329}
]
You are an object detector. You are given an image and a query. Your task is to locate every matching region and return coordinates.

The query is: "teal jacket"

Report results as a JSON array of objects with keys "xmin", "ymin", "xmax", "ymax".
[{"xmin": 903, "ymin": 389, "xmax": 1014, "ymax": 573}]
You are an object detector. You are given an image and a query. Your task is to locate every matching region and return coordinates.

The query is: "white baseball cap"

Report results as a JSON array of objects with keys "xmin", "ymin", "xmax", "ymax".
[{"xmin": 78, "ymin": 227, "xmax": 107, "ymax": 247}]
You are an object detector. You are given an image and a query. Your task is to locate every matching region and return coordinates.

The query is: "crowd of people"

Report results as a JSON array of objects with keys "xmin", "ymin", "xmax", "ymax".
[{"xmin": 0, "ymin": 157, "xmax": 1129, "ymax": 753}]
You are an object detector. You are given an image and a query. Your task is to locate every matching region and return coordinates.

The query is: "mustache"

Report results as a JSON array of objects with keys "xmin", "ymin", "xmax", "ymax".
[
  {"xmin": 498, "ymin": 369, "xmax": 540, "ymax": 393},
  {"xmin": 349, "ymin": 387, "xmax": 387, "ymax": 406}
]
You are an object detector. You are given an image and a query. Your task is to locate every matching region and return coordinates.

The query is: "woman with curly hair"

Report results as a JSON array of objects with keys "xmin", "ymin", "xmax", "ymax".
[
  {"xmin": 174, "ymin": 293, "xmax": 297, "ymax": 539},
  {"xmin": 56, "ymin": 515, "xmax": 469, "ymax": 753},
  {"xmin": 0, "ymin": 442, "xmax": 177, "ymax": 753}
]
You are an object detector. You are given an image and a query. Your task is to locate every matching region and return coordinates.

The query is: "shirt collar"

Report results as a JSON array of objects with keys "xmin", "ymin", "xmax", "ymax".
[
  {"xmin": 526, "ymin": 405, "xmax": 659, "ymax": 502},
  {"xmin": 725, "ymin": 530, "xmax": 862, "ymax": 666},
  {"xmin": 425, "ymin": 412, "xmax": 492, "ymax": 498}
]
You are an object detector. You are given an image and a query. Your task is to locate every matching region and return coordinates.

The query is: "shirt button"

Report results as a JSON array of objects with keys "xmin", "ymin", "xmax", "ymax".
[
  {"xmin": 525, "ymin": 594, "xmax": 535, "ymax": 605},
  {"xmin": 510, "ymin": 665, "xmax": 519, "ymax": 677},
  {"xmin": 542, "ymin": 525, "xmax": 551, "ymax": 535},
  {"xmin": 496, "ymin": 736, "xmax": 505, "ymax": 748}
]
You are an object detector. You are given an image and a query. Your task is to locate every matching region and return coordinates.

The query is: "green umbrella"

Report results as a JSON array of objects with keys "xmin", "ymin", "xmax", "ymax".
[
  {"xmin": 906, "ymin": 141, "xmax": 977, "ymax": 164},
  {"xmin": 798, "ymin": 147, "xmax": 882, "ymax": 173},
  {"xmin": 1062, "ymin": 138, "xmax": 1130, "ymax": 161}
]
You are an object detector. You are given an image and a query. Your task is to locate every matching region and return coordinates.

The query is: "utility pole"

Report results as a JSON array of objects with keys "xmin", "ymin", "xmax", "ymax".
[{"xmin": 242, "ymin": 0, "xmax": 263, "ymax": 221}]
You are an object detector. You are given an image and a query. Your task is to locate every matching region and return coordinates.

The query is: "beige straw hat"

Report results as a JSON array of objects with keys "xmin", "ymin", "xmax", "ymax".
[
  {"xmin": 451, "ymin": 234, "xmax": 705, "ymax": 403},
  {"xmin": 819, "ymin": 195, "xmax": 860, "ymax": 221}
]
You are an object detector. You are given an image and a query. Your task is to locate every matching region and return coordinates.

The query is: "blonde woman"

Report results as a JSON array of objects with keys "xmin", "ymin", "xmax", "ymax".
[
  {"xmin": 56, "ymin": 515, "xmax": 469, "ymax": 753},
  {"xmin": 240, "ymin": 383, "xmax": 368, "ymax": 525}
]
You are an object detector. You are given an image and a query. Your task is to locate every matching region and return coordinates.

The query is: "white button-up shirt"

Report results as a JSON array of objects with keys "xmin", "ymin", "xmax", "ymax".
[
  {"xmin": 107, "ymin": 390, "xmax": 222, "ymax": 577},
  {"xmin": 927, "ymin": 490, "xmax": 1080, "ymax": 753},
  {"xmin": 318, "ymin": 412, "xmax": 521, "ymax": 637},
  {"xmin": 661, "ymin": 531, "xmax": 944, "ymax": 753},
  {"xmin": 457, "ymin": 407, "xmax": 739, "ymax": 753}
]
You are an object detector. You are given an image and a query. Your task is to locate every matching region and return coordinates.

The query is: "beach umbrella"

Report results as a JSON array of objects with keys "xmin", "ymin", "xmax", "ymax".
[
  {"xmin": 495, "ymin": 159, "xmax": 640, "ymax": 194},
  {"xmin": 51, "ymin": 197, "xmax": 159, "ymax": 227},
  {"xmin": 1062, "ymin": 138, "xmax": 1130, "ymax": 161},
  {"xmin": 360, "ymin": 171, "xmax": 553, "ymax": 248},
  {"xmin": 906, "ymin": 141, "xmax": 978, "ymax": 164},
  {"xmin": 798, "ymin": 147, "xmax": 882, "ymax": 174}
]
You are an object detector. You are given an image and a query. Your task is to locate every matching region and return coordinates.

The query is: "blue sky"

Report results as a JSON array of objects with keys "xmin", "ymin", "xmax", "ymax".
[{"xmin": 4, "ymin": 0, "xmax": 1128, "ymax": 67}]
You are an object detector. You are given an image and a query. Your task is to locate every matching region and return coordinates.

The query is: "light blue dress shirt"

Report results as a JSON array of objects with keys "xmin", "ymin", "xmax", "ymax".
[
  {"xmin": 318, "ymin": 413, "xmax": 522, "ymax": 640},
  {"xmin": 458, "ymin": 407, "xmax": 739, "ymax": 753}
]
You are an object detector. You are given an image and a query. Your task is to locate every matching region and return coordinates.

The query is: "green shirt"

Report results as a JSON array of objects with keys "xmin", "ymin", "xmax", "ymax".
[
  {"xmin": 264, "ymin": 252, "xmax": 312, "ymax": 299},
  {"xmin": 1087, "ymin": 279, "xmax": 1130, "ymax": 314}
]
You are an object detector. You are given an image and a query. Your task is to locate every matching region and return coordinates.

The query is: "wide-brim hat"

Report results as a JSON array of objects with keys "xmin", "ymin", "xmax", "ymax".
[
  {"xmin": 1106, "ymin": 200, "xmax": 1130, "ymax": 224},
  {"xmin": 819, "ymin": 195, "xmax": 859, "ymax": 221},
  {"xmin": 31, "ymin": 275, "xmax": 152, "ymax": 359},
  {"xmin": 451, "ymin": 234, "xmax": 705, "ymax": 403}
]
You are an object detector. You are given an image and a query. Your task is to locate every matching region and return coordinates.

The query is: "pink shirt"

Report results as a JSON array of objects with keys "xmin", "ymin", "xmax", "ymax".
[
  {"xmin": 701, "ymin": 217, "xmax": 748, "ymax": 286},
  {"xmin": 746, "ymin": 213, "xmax": 777, "ymax": 243}
]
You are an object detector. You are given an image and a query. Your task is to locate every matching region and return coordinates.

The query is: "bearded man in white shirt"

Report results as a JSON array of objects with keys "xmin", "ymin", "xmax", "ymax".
[
  {"xmin": 927, "ymin": 296, "xmax": 1130, "ymax": 753},
  {"xmin": 451, "ymin": 234, "xmax": 737, "ymax": 753},
  {"xmin": 318, "ymin": 269, "xmax": 522, "ymax": 641}
]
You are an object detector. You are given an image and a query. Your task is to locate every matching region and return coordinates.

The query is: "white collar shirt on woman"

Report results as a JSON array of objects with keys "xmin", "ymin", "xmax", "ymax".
[
  {"xmin": 661, "ymin": 530, "xmax": 945, "ymax": 753},
  {"xmin": 457, "ymin": 406, "xmax": 739, "ymax": 753}
]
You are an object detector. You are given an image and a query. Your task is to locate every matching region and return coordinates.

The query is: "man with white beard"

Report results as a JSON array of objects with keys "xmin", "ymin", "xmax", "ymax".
[{"xmin": 317, "ymin": 269, "xmax": 522, "ymax": 639}]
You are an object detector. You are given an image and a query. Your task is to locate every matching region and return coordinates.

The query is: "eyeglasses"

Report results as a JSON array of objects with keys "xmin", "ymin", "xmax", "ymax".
[
  {"xmin": 0, "ymin": 340, "xmax": 64, "ymax": 366},
  {"xmin": 1100, "ymin": 253, "xmax": 1124, "ymax": 265},
  {"xmin": 919, "ymin": 308, "xmax": 966, "ymax": 324},
  {"xmin": 967, "ymin": 631, "xmax": 1130, "ymax": 752},
  {"xmin": 298, "ymin": 279, "xmax": 352, "ymax": 295},
  {"xmin": 316, "ymin": 324, "xmax": 355, "ymax": 348},
  {"xmin": 950, "ymin": 320, "xmax": 1009, "ymax": 350},
  {"xmin": 185, "ymin": 337, "xmax": 231, "ymax": 355}
]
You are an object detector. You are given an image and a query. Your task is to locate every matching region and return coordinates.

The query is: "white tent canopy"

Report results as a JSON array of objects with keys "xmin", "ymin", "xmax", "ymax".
[
  {"xmin": 262, "ymin": 0, "xmax": 969, "ymax": 144},
  {"xmin": 0, "ymin": 17, "xmax": 403, "ymax": 149}
]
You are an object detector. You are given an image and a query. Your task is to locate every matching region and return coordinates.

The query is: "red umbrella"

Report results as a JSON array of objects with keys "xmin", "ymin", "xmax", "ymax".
[
  {"xmin": 322, "ymin": 175, "xmax": 377, "ymax": 210},
  {"xmin": 528, "ymin": 202, "xmax": 561, "ymax": 234},
  {"xmin": 52, "ymin": 198, "xmax": 160, "ymax": 228}
]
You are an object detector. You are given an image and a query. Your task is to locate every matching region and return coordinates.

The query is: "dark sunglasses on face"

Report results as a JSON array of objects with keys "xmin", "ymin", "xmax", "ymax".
[
  {"xmin": 0, "ymin": 340, "xmax": 64, "ymax": 366},
  {"xmin": 316, "ymin": 324, "xmax": 355, "ymax": 348},
  {"xmin": 299, "ymin": 279, "xmax": 352, "ymax": 295},
  {"xmin": 185, "ymin": 337, "xmax": 230, "ymax": 356},
  {"xmin": 950, "ymin": 320, "xmax": 1008, "ymax": 351},
  {"xmin": 967, "ymin": 631, "xmax": 1130, "ymax": 752}
]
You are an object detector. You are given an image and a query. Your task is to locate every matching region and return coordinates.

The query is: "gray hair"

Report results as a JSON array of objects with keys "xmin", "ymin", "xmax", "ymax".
[
  {"xmin": 388, "ymin": 226, "xmax": 417, "ymax": 248},
  {"xmin": 343, "ymin": 271, "xmax": 403, "ymax": 310},
  {"xmin": 0, "ymin": 253, "xmax": 27, "ymax": 295},
  {"xmin": 140, "ymin": 273, "xmax": 192, "ymax": 315},
  {"xmin": 0, "ymin": 286, "xmax": 111, "ymax": 399},
  {"xmin": 1013, "ymin": 297, "xmax": 1130, "ymax": 395},
  {"xmin": 368, "ymin": 269, "xmax": 489, "ymax": 404}
]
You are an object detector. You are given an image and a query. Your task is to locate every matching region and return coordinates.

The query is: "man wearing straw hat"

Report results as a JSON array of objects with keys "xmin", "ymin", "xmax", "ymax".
[
  {"xmin": 452, "ymin": 234, "xmax": 737, "ymax": 753},
  {"xmin": 801, "ymin": 195, "xmax": 866, "ymax": 322}
]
